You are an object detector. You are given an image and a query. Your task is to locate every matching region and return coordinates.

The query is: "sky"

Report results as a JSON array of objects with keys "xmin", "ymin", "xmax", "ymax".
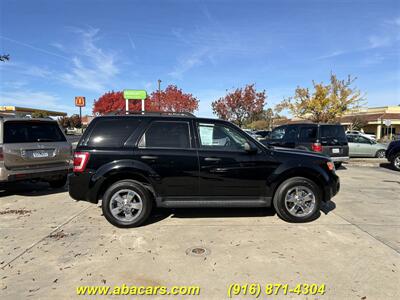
[{"xmin": 0, "ymin": 0, "xmax": 399, "ymax": 117}]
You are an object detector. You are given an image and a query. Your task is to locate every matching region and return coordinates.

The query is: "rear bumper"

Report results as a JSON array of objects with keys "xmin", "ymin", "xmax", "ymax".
[
  {"xmin": 0, "ymin": 163, "xmax": 71, "ymax": 182},
  {"xmin": 68, "ymin": 171, "xmax": 99, "ymax": 203},
  {"xmin": 330, "ymin": 156, "xmax": 349, "ymax": 163}
]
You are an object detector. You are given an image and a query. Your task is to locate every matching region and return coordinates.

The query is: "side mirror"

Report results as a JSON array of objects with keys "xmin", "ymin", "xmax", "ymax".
[{"xmin": 244, "ymin": 142, "xmax": 258, "ymax": 153}]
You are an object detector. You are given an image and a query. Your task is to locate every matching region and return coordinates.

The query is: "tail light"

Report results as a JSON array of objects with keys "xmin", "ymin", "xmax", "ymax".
[
  {"xmin": 0, "ymin": 147, "xmax": 3, "ymax": 161},
  {"xmin": 312, "ymin": 142, "xmax": 323, "ymax": 152},
  {"xmin": 73, "ymin": 152, "xmax": 90, "ymax": 172}
]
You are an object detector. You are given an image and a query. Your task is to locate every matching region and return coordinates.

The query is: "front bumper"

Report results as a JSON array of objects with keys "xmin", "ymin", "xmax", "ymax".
[
  {"xmin": 323, "ymin": 174, "xmax": 340, "ymax": 202},
  {"xmin": 330, "ymin": 156, "xmax": 350, "ymax": 163}
]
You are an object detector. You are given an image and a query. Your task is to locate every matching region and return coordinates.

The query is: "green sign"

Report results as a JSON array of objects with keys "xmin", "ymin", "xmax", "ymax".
[{"xmin": 123, "ymin": 89, "xmax": 147, "ymax": 100}]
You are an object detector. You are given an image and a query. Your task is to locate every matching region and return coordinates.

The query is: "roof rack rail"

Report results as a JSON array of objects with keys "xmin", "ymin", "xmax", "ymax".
[{"xmin": 105, "ymin": 110, "xmax": 196, "ymax": 117}]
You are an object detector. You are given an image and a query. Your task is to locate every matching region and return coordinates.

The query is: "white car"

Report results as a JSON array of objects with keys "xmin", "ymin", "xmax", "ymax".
[{"xmin": 345, "ymin": 130, "xmax": 376, "ymax": 141}]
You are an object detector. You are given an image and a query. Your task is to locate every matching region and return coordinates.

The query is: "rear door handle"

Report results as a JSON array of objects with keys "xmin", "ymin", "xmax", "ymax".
[
  {"xmin": 204, "ymin": 157, "xmax": 221, "ymax": 162},
  {"xmin": 141, "ymin": 155, "xmax": 158, "ymax": 160}
]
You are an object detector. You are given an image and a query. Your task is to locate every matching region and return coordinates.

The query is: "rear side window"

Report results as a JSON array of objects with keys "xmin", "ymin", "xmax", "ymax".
[
  {"xmin": 4, "ymin": 121, "xmax": 66, "ymax": 143},
  {"xmin": 299, "ymin": 126, "xmax": 317, "ymax": 142},
  {"xmin": 87, "ymin": 118, "xmax": 141, "ymax": 147},
  {"xmin": 139, "ymin": 121, "xmax": 190, "ymax": 149},
  {"xmin": 320, "ymin": 125, "xmax": 347, "ymax": 142}
]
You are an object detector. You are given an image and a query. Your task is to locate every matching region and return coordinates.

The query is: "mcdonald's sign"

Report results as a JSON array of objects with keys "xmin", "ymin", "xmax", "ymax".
[{"xmin": 75, "ymin": 96, "xmax": 86, "ymax": 107}]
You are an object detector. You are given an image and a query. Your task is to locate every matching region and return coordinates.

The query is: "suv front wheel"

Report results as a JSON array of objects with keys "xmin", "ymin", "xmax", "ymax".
[
  {"xmin": 273, "ymin": 177, "xmax": 321, "ymax": 222},
  {"xmin": 102, "ymin": 180, "xmax": 153, "ymax": 228}
]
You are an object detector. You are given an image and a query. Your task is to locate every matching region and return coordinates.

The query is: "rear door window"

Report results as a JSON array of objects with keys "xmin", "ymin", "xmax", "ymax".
[
  {"xmin": 88, "ymin": 118, "xmax": 141, "ymax": 147},
  {"xmin": 138, "ymin": 121, "xmax": 191, "ymax": 149},
  {"xmin": 4, "ymin": 121, "xmax": 66, "ymax": 143},
  {"xmin": 299, "ymin": 126, "xmax": 317, "ymax": 142},
  {"xmin": 283, "ymin": 126, "xmax": 298, "ymax": 142}
]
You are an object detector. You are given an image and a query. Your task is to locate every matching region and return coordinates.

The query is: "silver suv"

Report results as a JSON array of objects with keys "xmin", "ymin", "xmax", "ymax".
[{"xmin": 0, "ymin": 116, "xmax": 72, "ymax": 188}]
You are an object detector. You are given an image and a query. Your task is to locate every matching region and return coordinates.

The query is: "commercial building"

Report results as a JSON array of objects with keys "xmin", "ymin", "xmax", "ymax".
[
  {"xmin": 340, "ymin": 106, "xmax": 400, "ymax": 139},
  {"xmin": 0, "ymin": 106, "xmax": 67, "ymax": 117}
]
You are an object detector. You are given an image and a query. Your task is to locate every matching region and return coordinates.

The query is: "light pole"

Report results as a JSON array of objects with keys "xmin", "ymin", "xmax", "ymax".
[{"xmin": 158, "ymin": 79, "xmax": 162, "ymax": 110}]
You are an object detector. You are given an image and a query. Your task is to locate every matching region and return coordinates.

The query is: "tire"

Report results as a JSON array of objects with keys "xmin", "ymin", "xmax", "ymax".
[
  {"xmin": 273, "ymin": 177, "xmax": 322, "ymax": 223},
  {"xmin": 334, "ymin": 162, "xmax": 342, "ymax": 169},
  {"xmin": 391, "ymin": 153, "xmax": 400, "ymax": 171},
  {"xmin": 48, "ymin": 175, "xmax": 67, "ymax": 188},
  {"xmin": 102, "ymin": 180, "xmax": 153, "ymax": 228},
  {"xmin": 375, "ymin": 150, "xmax": 386, "ymax": 158}
]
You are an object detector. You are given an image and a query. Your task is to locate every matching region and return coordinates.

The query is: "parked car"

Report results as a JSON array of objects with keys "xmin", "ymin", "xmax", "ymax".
[
  {"xmin": 263, "ymin": 123, "xmax": 349, "ymax": 168},
  {"xmin": 0, "ymin": 116, "xmax": 72, "ymax": 187},
  {"xmin": 255, "ymin": 130, "xmax": 271, "ymax": 140},
  {"xmin": 386, "ymin": 140, "xmax": 400, "ymax": 171},
  {"xmin": 346, "ymin": 134, "xmax": 387, "ymax": 158},
  {"xmin": 69, "ymin": 112, "xmax": 340, "ymax": 227},
  {"xmin": 345, "ymin": 130, "xmax": 376, "ymax": 141},
  {"xmin": 243, "ymin": 129, "xmax": 263, "ymax": 140}
]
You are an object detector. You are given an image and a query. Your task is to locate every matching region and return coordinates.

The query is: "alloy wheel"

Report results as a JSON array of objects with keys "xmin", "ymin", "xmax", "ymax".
[
  {"xmin": 109, "ymin": 189, "xmax": 143, "ymax": 222},
  {"xmin": 284, "ymin": 186, "xmax": 316, "ymax": 217}
]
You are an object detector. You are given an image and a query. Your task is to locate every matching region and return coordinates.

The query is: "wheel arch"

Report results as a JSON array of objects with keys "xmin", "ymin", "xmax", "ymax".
[
  {"xmin": 92, "ymin": 160, "xmax": 158, "ymax": 202},
  {"xmin": 270, "ymin": 167, "xmax": 328, "ymax": 202}
]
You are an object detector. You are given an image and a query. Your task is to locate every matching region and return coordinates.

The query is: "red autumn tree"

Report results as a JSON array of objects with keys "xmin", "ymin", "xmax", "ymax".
[
  {"xmin": 212, "ymin": 84, "xmax": 266, "ymax": 127},
  {"xmin": 148, "ymin": 85, "xmax": 199, "ymax": 113},
  {"xmin": 93, "ymin": 85, "xmax": 199, "ymax": 115}
]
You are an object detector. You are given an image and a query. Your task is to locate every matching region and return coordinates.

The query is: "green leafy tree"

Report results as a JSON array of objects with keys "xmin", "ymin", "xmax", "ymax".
[{"xmin": 276, "ymin": 73, "xmax": 364, "ymax": 123}]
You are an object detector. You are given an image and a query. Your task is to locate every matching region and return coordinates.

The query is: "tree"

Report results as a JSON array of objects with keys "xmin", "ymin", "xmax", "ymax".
[
  {"xmin": 0, "ymin": 54, "xmax": 10, "ymax": 62},
  {"xmin": 275, "ymin": 74, "xmax": 363, "ymax": 123},
  {"xmin": 349, "ymin": 115, "xmax": 368, "ymax": 131},
  {"xmin": 58, "ymin": 116, "xmax": 70, "ymax": 128},
  {"xmin": 57, "ymin": 114, "xmax": 82, "ymax": 128},
  {"xmin": 212, "ymin": 84, "xmax": 266, "ymax": 127},
  {"xmin": 93, "ymin": 85, "xmax": 199, "ymax": 115}
]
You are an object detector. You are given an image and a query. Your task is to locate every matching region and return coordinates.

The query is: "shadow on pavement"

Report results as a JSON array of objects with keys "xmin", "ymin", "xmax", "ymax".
[
  {"xmin": 142, "ymin": 207, "xmax": 277, "ymax": 225},
  {"xmin": 0, "ymin": 181, "xmax": 67, "ymax": 198},
  {"xmin": 379, "ymin": 162, "xmax": 395, "ymax": 171}
]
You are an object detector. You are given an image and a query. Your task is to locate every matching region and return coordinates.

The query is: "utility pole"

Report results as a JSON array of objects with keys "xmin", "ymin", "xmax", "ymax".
[{"xmin": 158, "ymin": 79, "xmax": 162, "ymax": 110}]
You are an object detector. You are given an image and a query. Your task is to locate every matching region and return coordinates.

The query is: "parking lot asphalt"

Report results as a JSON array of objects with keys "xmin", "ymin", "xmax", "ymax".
[{"xmin": 0, "ymin": 164, "xmax": 399, "ymax": 299}]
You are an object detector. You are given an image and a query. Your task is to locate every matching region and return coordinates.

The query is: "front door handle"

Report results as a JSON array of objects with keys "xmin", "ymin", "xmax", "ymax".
[
  {"xmin": 204, "ymin": 157, "xmax": 221, "ymax": 162},
  {"xmin": 141, "ymin": 155, "xmax": 158, "ymax": 160}
]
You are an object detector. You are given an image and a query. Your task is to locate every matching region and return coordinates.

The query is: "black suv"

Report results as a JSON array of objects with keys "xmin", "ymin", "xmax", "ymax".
[
  {"xmin": 263, "ymin": 123, "xmax": 349, "ymax": 168},
  {"xmin": 69, "ymin": 113, "xmax": 340, "ymax": 227},
  {"xmin": 386, "ymin": 140, "xmax": 400, "ymax": 171}
]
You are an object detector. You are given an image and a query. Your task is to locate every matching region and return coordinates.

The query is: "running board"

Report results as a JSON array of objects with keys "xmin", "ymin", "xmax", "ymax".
[{"xmin": 157, "ymin": 197, "xmax": 271, "ymax": 208}]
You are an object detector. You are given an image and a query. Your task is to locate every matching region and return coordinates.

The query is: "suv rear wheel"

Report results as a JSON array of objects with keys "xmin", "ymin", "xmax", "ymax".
[
  {"xmin": 391, "ymin": 153, "xmax": 400, "ymax": 171},
  {"xmin": 102, "ymin": 180, "xmax": 153, "ymax": 228},
  {"xmin": 273, "ymin": 177, "xmax": 321, "ymax": 222}
]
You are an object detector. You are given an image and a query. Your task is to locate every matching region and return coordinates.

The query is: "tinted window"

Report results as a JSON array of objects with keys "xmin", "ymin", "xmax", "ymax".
[
  {"xmin": 299, "ymin": 126, "xmax": 317, "ymax": 142},
  {"xmin": 4, "ymin": 121, "xmax": 66, "ymax": 143},
  {"xmin": 88, "ymin": 118, "xmax": 141, "ymax": 147},
  {"xmin": 198, "ymin": 123, "xmax": 248, "ymax": 151},
  {"xmin": 139, "ymin": 121, "xmax": 190, "ymax": 148},
  {"xmin": 270, "ymin": 127, "xmax": 286, "ymax": 139},
  {"xmin": 320, "ymin": 125, "xmax": 347, "ymax": 142},
  {"xmin": 284, "ymin": 126, "xmax": 298, "ymax": 142},
  {"xmin": 346, "ymin": 135, "xmax": 355, "ymax": 143}
]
